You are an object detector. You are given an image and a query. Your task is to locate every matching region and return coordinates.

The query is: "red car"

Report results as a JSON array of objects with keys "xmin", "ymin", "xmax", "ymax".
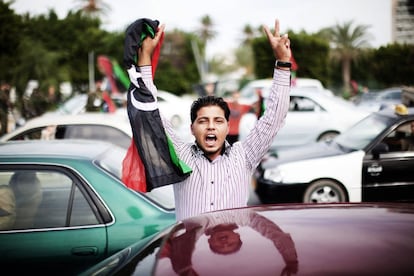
[{"xmin": 82, "ymin": 202, "xmax": 414, "ymax": 275}]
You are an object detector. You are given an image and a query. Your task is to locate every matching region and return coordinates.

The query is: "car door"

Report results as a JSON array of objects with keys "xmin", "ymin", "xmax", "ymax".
[
  {"xmin": 273, "ymin": 95, "xmax": 329, "ymax": 147},
  {"xmin": 362, "ymin": 120, "xmax": 414, "ymax": 201},
  {"xmin": 0, "ymin": 166, "xmax": 108, "ymax": 274}
]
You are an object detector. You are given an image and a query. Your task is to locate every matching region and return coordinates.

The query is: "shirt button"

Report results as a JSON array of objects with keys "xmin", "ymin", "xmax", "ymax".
[
  {"xmin": 210, "ymin": 202, "xmax": 214, "ymax": 206},
  {"xmin": 211, "ymin": 181, "xmax": 214, "ymax": 184}
]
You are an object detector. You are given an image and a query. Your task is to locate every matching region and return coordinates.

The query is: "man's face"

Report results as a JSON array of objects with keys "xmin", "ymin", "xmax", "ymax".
[
  {"xmin": 191, "ymin": 105, "xmax": 229, "ymax": 160},
  {"xmin": 208, "ymin": 227, "xmax": 241, "ymax": 255}
]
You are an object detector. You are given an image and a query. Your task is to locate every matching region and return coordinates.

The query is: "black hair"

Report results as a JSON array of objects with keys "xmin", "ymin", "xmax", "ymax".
[{"xmin": 190, "ymin": 96, "xmax": 230, "ymax": 123}]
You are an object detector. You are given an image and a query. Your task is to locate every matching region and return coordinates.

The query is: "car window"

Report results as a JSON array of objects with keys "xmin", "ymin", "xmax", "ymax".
[
  {"xmin": 382, "ymin": 120, "xmax": 414, "ymax": 152},
  {"xmin": 334, "ymin": 114, "xmax": 394, "ymax": 150},
  {"xmin": 289, "ymin": 96, "xmax": 320, "ymax": 112},
  {"xmin": 0, "ymin": 169, "xmax": 99, "ymax": 231},
  {"xmin": 64, "ymin": 125, "xmax": 131, "ymax": 149}
]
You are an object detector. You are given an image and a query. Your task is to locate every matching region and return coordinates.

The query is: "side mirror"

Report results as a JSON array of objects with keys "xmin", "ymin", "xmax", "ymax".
[{"xmin": 371, "ymin": 142, "xmax": 389, "ymax": 159}]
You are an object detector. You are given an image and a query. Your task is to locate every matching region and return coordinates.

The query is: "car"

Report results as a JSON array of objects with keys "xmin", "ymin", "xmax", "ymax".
[
  {"xmin": 0, "ymin": 140, "xmax": 176, "ymax": 274},
  {"xmin": 353, "ymin": 87, "xmax": 403, "ymax": 112},
  {"xmin": 239, "ymin": 77, "xmax": 334, "ymax": 105},
  {"xmin": 0, "ymin": 112, "xmax": 133, "ymax": 149},
  {"xmin": 255, "ymin": 104, "xmax": 414, "ymax": 204},
  {"xmin": 81, "ymin": 203, "xmax": 414, "ymax": 276},
  {"xmin": 50, "ymin": 90, "xmax": 194, "ymax": 133},
  {"xmin": 239, "ymin": 87, "xmax": 370, "ymax": 150}
]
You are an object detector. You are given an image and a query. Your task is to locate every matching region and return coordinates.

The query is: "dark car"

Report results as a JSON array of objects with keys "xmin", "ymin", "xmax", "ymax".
[
  {"xmin": 0, "ymin": 140, "xmax": 175, "ymax": 275},
  {"xmin": 82, "ymin": 203, "xmax": 414, "ymax": 275},
  {"xmin": 255, "ymin": 104, "xmax": 414, "ymax": 204},
  {"xmin": 354, "ymin": 87, "xmax": 402, "ymax": 112}
]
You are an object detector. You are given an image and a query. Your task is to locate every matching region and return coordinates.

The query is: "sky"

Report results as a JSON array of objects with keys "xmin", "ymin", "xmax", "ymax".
[{"xmin": 10, "ymin": 0, "xmax": 392, "ymax": 58}]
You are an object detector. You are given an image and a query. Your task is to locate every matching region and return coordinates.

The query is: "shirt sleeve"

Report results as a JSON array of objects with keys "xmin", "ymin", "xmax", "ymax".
[
  {"xmin": 138, "ymin": 65, "xmax": 186, "ymax": 151},
  {"xmin": 242, "ymin": 69, "xmax": 291, "ymax": 170}
]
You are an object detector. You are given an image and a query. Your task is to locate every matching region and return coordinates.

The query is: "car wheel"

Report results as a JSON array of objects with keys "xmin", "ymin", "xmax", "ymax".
[
  {"xmin": 303, "ymin": 180, "xmax": 347, "ymax": 203},
  {"xmin": 317, "ymin": 131, "xmax": 339, "ymax": 142}
]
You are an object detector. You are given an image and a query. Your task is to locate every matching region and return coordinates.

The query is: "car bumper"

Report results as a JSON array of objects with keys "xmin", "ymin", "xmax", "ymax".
[{"xmin": 255, "ymin": 177, "xmax": 309, "ymax": 204}]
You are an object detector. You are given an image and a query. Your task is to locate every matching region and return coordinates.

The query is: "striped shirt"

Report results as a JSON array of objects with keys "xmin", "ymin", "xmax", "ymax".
[{"xmin": 140, "ymin": 66, "xmax": 291, "ymax": 221}]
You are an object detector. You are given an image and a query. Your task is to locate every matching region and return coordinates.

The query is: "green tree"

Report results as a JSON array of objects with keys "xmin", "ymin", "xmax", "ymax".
[
  {"xmin": 319, "ymin": 20, "xmax": 372, "ymax": 94},
  {"xmin": 251, "ymin": 30, "xmax": 329, "ymax": 84},
  {"xmin": 0, "ymin": 1, "xmax": 23, "ymax": 83},
  {"xmin": 156, "ymin": 30, "xmax": 200, "ymax": 95}
]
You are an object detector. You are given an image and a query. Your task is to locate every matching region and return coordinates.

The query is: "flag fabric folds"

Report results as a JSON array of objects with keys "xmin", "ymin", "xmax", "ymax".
[{"xmin": 122, "ymin": 18, "xmax": 191, "ymax": 192}]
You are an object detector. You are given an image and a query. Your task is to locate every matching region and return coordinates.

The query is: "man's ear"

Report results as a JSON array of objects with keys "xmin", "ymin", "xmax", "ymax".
[{"xmin": 191, "ymin": 124, "xmax": 194, "ymax": 135}]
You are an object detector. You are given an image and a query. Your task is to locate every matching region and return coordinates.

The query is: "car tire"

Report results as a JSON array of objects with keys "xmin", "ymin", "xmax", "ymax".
[
  {"xmin": 303, "ymin": 180, "xmax": 347, "ymax": 203},
  {"xmin": 317, "ymin": 131, "xmax": 339, "ymax": 142}
]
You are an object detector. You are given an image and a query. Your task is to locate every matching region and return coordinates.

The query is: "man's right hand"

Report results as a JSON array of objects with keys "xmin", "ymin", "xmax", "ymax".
[{"xmin": 137, "ymin": 24, "xmax": 165, "ymax": 66}]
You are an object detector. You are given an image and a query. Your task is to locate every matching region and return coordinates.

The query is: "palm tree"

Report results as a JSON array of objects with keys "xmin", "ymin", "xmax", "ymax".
[
  {"xmin": 320, "ymin": 20, "xmax": 372, "ymax": 94},
  {"xmin": 198, "ymin": 15, "xmax": 216, "ymax": 46},
  {"xmin": 241, "ymin": 24, "xmax": 256, "ymax": 46},
  {"xmin": 74, "ymin": 0, "xmax": 111, "ymax": 18},
  {"xmin": 195, "ymin": 15, "xmax": 216, "ymax": 81}
]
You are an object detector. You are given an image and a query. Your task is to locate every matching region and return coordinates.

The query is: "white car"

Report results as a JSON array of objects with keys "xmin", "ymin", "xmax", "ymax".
[
  {"xmin": 0, "ymin": 113, "xmax": 133, "ymax": 149},
  {"xmin": 115, "ymin": 90, "xmax": 195, "ymax": 142},
  {"xmin": 46, "ymin": 90, "xmax": 195, "ymax": 142},
  {"xmin": 239, "ymin": 77, "xmax": 334, "ymax": 105},
  {"xmin": 239, "ymin": 87, "xmax": 370, "ymax": 150}
]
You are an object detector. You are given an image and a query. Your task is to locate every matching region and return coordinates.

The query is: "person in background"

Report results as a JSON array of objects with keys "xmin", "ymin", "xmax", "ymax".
[
  {"xmin": 0, "ymin": 83, "xmax": 11, "ymax": 136},
  {"xmin": 226, "ymin": 90, "xmax": 251, "ymax": 145},
  {"xmin": 133, "ymin": 18, "xmax": 292, "ymax": 220}
]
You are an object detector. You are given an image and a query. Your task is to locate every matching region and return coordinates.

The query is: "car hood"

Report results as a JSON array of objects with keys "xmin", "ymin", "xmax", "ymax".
[
  {"xmin": 81, "ymin": 203, "xmax": 414, "ymax": 276},
  {"xmin": 261, "ymin": 141, "xmax": 346, "ymax": 169},
  {"xmin": 152, "ymin": 204, "xmax": 414, "ymax": 275}
]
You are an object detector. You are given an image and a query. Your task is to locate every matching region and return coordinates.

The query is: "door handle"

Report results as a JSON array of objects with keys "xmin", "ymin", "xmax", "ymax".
[{"xmin": 71, "ymin": 246, "xmax": 98, "ymax": 256}]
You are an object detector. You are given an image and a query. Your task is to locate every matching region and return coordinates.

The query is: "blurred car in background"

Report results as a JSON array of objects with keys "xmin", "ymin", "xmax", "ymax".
[
  {"xmin": 0, "ymin": 113, "xmax": 133, "ymax": 149},
  {"xmin": 0, "ymin": 140, "xmax": 175, "ymax": 275},
  {"xmin": 255, "ymin": 105, "xmax": 414, "ymax": 204},
  {"xmin": 49, "ymin": 90, "xmax": 194, "ymax": 135},
  {"xmin": 82, "ymin": 203, "xmax": 414, "ymax": 276},
  {"xmin": 239, "ymin": 77, "xmax": 334, "ymax": 105},
  {"xmin": 353, "ymin": 87, "xmax": 402, "ymax": 112},
  {"xmin": 239, "ymin": 87, "xmax": 369, "ymax": 150}
]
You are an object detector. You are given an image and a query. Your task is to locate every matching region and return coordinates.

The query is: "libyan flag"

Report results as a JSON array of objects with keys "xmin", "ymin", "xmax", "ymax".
[{"xmin": 122, "ymin": 18, "xmax": 192, "ymax": 193}]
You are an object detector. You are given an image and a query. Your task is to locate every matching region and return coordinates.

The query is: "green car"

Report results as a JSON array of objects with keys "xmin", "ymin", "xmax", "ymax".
[{"xmin": 0, "ymin": 140, "xmax": 175, "ymax": 275}]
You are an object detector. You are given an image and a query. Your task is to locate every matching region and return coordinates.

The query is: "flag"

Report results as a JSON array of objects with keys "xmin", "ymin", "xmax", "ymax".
[
  {"xmin": 112, "ymin": 60, "xmax": 130, "ymax": 91},
  {"xmin": 97, "ymin": 55, "xmax": 121, "ymax": 94},
  {"xmin": 290, "ymin": 53, "xmax": 299, "ymax": 87},
  {"xmin": 122, "ymin": 18, "xmax": 191, "ymax": 192}
]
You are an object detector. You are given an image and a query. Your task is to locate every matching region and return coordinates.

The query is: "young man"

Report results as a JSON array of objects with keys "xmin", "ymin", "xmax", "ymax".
[{"xmin": 136, "ymin": 19, "xmax": 291, "ymax": 220}]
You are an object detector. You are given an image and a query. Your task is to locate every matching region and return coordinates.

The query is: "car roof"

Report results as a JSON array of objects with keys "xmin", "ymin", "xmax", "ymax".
[
  {"xmin": 376, "ymin": 105, "xmax": 414, "ymax": 117},
  {"xmin": 86, "ymin": 202, "xmax": 414, "ymax": 275},
  {"xmin": 169, "ymin": 203, "xmax": 414, "ymax": 275},
  {"xmin": 0, "ymin": 139, "xmax": 116, "ymax": 160},
  {"xmin": 1, "ymin": 112, "xmax": 132, "ymax": 142}
]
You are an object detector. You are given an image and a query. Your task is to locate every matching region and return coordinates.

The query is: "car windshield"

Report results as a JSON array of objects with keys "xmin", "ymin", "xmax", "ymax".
[
  {"xmin": 334, "ymin": 113, "xmax": 394, "ymax": 150},
  {"xmin": 95, "ymin": 146, "xmax": 175, "ymax": 210}
]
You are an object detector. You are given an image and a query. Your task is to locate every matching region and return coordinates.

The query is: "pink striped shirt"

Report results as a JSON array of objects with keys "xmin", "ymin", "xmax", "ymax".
[{"xmin": 140, "ymin": 66, "xmax": 290, "ymax": 220}]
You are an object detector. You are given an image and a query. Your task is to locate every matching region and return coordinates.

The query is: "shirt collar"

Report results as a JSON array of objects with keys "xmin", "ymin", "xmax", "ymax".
[{"xmin": 191, "ymin": 141, "xmax": 232, "ymax": 159}]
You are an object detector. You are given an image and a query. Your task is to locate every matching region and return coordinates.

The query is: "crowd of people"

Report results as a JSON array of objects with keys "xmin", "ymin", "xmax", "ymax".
[{"xmin": 0, "ymin": 82, "xmax": 62, "ymax": 136}]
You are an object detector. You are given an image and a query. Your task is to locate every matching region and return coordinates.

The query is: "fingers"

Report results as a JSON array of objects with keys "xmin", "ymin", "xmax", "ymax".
[
  {"xmin": 274, "ymin": 19, "xmax": 280, "ymax": 37},
  {"xmin": 262, "ymin": 24, "xmax": 272, "ymax": 40}
]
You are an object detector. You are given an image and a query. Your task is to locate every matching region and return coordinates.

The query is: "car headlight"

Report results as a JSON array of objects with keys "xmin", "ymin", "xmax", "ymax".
[{"xmin": 263, "ymin": 167, "xmax": 284, "ymax": 182}]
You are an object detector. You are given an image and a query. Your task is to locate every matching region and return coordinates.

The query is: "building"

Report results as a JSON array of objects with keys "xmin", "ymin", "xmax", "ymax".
[{"xmin": 392, "ymin": 0, "xmax": 414, "ymax": 44}]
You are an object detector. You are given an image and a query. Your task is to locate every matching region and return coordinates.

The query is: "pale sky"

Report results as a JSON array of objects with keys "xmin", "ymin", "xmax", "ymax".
[{"xmin": 10, "ymin": 0, "xmax": 392, "ymax": 58}]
